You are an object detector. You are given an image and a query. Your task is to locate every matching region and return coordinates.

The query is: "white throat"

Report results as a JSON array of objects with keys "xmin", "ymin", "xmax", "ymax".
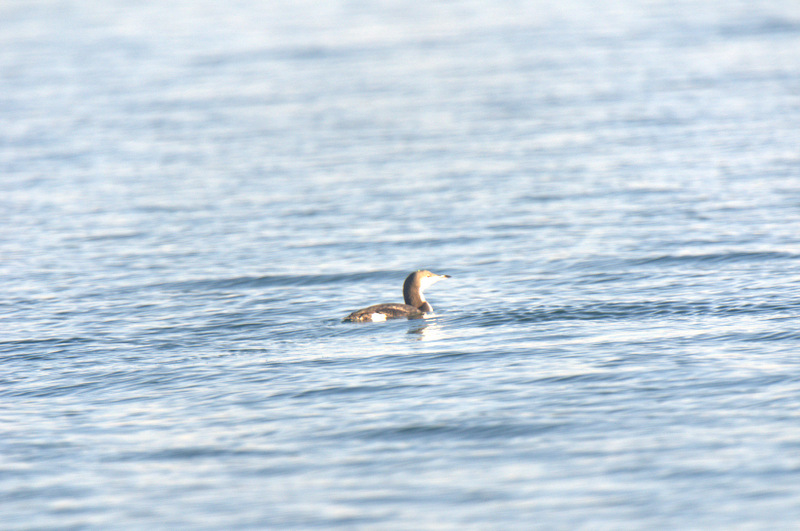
[{"xmin": 419, "ymin": 275, "xmax": 443, "ymax": 291}]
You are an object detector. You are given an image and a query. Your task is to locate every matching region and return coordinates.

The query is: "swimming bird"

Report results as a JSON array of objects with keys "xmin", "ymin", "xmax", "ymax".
[{"xmin": 344, "ymin": 270, "xmax": 451, "ymax": 322}]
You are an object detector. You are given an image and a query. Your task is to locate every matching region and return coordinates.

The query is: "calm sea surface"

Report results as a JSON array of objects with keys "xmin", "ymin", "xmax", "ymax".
[{"xmin": 3, "ymin": 0, "xmax": 800, "ymax": 528}]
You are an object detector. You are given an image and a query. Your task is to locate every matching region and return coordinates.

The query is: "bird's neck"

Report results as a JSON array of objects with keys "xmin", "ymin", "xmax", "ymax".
[{"xmin": 403, "ymin": 285, "xmax": 426, "ymax": 309}]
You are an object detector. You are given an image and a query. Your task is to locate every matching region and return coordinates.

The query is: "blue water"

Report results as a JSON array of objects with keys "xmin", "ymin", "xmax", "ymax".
[{"xmin": 3, "ymin": 0, "xmax": 800, "ymax": 528}]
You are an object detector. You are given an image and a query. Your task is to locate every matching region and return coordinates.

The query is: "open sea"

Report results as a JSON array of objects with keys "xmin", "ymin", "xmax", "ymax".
[{"xmin": 3, "ymin": 0, "xmax": 800, "ymax": 528}]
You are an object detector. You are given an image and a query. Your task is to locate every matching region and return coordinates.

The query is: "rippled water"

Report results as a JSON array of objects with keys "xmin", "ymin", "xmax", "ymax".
[{"xmin": 3, "ymin": 0, "xmax": 800, "ymax": 528}]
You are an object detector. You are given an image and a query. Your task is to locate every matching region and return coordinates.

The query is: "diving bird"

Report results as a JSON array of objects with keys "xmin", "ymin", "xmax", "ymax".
[{"xmin": 344, "ymin": 270, "xmax": 451, "ymax": 322}]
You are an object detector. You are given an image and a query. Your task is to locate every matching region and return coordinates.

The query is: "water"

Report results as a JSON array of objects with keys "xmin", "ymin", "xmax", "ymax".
[{"xmin": 3, "ymin": 0, "xmax": 800, "ymax": 528}]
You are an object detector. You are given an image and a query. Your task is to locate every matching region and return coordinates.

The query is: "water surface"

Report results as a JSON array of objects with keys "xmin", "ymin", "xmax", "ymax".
[{"xmin": 2, "ymin": 0, "xmax": 800, "ymax": 528}]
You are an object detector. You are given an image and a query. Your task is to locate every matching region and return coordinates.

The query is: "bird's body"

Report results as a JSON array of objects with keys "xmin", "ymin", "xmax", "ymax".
[
  {"xmin": 344, "ymin": 270, "xmax": 450, "ymax": 322},
  {"xmin": 345, "ymin": 303, "xmax": 423, "ymax": 322}
]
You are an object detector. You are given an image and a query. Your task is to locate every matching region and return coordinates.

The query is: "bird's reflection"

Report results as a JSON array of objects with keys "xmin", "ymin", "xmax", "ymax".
[{"xmin": 407, "ymin": 319, "xmax": 446, "ymax": 341}]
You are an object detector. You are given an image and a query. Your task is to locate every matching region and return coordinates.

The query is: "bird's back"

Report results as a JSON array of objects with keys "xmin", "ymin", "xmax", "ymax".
[{"xmin": 343, "ymin": 303, "xmax": 424, "ymax": 322}]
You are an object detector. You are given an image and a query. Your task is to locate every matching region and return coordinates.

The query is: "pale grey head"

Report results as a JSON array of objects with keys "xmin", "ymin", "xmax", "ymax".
[{"xmin": 402, "ymin": 270, "xmax": 451, "ymax": 312}]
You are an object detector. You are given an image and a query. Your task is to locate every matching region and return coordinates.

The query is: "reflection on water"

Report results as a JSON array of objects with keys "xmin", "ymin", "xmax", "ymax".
[{"xmin": 407, "ymin": 319, "xmax": 448, "ymax": 341}]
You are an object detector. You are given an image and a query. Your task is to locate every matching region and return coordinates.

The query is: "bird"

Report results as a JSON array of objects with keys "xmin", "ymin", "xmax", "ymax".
[{"xmin": 344, "ymin": 270, "xmax": 451, "ymax": 322}]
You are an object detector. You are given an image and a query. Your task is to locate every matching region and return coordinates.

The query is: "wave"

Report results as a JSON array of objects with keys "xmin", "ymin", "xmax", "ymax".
[
  {"xmin": 718, "ymin": 16, "xmax": 800, "ymax": 39},
  {"xmin": 345, "ymin": 420, "xmax": 565, "ymax": 442},
  {"xmin": 631, "ymin": 251, "xmax": 800, "ymax": 267},
  {"xmin": 145, "ymin": 270, "xmax": 402, "ymax": 292},
  {"xmin": 550, "ymin": 250, "xmax": 800, "ymax": 274},
  {"xmin": 0, "ymin": 336, "xmax": 97, "ymax": 357},
  {"xmin": 461, "ymin": 299, "xmax": 799, "ymax": 325}
]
